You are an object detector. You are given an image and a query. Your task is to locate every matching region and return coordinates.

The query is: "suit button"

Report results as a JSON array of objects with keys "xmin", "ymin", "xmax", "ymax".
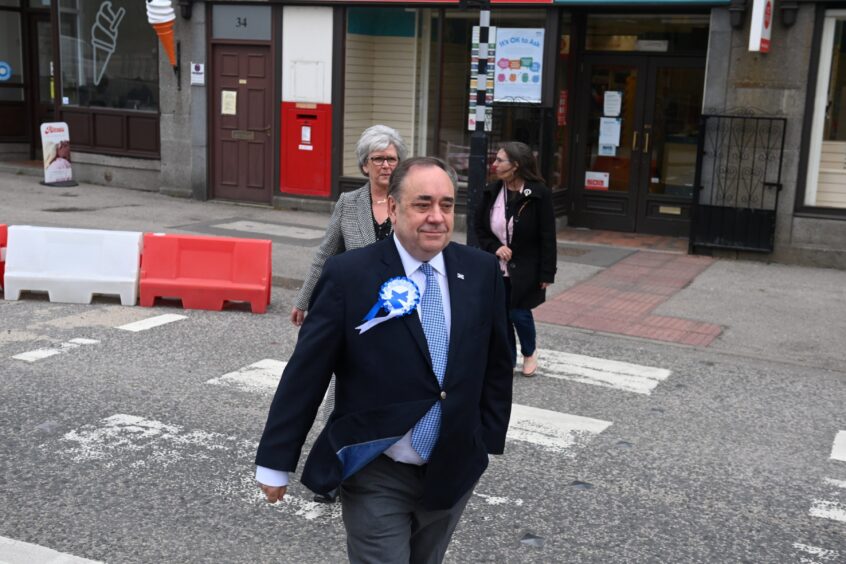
[{"xmin": 440, "ymin": 391, "xmax": 447, "ymax": 400}]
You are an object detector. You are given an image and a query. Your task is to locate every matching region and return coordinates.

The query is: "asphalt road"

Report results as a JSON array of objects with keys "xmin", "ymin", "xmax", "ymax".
[{"xmin": 1, "ymin": 290, "xmax": 844, "ymax": 563}]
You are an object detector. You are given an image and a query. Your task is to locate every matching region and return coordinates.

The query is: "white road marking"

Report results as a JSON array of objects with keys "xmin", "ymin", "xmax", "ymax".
[
  {"xmin": 831, "ymin": 431, "xmax": 846, "ymax": 462},
  {"xmin": 824, "ymin": 477, "xmax": 846, "ymax": 489},
  {"xmin": 54, "ymin": 414, "xmax": 255, "ymax": 469},
  {"xmin": 206, "ymin": 359, "xmax": 287, "ymax": 394},
  {"xmin": 212, "ymin": 220, "xmax": 324, "ymax": 240},
  {"xmin": 809, "ymin": 499, "xmax": 846, "ymax": 523},
  {"xmin": 474, "ymin": 492, "xmax": 524, "ymax": 507},
  {"xmin": 508, "ymin": 404, "xmax": 612, "ymax": 454},
  {"xmin": 115, "ymin": 313, "xmax": 187, "ymax": 332},
  {"xmin": 0, "ymin": 535, "xmax": 103, "ymax": 563},
  {"xmin": 793, "ymin": 542, "xmax": 840, "ymax": 562},
  {"xmin": 521, "ymin": 349, "xmax": 672, "ymax": 395},
  {"xmin": 11, "ymin": 338, "xmax": 99, "ymax": 362}
]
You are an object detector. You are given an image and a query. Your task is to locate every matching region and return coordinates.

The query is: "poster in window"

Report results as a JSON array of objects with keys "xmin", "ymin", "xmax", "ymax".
[{"xmin": 493, "ymin": 28, "xmax": 544, "ymax": 104}]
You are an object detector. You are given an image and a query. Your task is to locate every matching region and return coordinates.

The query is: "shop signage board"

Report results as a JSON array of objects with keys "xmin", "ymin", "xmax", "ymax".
[
  {"xmin": 748, "ymin": 0, "xmax": 773, "ymax": 53},
  {"xmin": 40, "ymin": 122, "xmax": 77, "ymax": 186},
  {"xmin": 494, "ymin": 28, "xmax": 544, "ymax": 103}
]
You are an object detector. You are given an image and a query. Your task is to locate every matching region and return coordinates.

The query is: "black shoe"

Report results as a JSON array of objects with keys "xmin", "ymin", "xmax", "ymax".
[{"xmin": 313, "ymin": 489, "xmax": 339, "ymax": 504}]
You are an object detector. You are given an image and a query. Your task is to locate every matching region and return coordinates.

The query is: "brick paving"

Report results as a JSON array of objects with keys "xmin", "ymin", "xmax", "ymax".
[{"xmin": 538, "ymin": 251, "xmax": 722, "ymax": 346}]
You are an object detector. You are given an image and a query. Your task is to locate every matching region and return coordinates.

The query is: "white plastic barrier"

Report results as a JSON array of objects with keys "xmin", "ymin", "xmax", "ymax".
[{"xmin": 3, "ymin": 225, "xmax": 143, "ymax": 305}]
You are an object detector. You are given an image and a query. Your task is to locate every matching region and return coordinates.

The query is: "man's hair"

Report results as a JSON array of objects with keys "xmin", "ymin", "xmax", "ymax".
[{"xmin": 387, "ymin": 156, "xmax": 458, "ymax": 202}]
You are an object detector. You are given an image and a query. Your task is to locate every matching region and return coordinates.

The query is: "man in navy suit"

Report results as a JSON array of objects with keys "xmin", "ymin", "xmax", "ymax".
[{"xmin": 256, "ymin": 156, "xmax": 513, "ymax": 563}]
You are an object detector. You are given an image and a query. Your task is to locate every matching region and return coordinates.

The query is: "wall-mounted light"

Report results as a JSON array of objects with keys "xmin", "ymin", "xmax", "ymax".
[
  {"xmin": 179, "ymin": 0, "xmax": 193, "ymax": 20},
  {"xmin": 729, "ymin": 0, "xmax": 748, "ymax": 30},
  {"xmin": 780, "ymin": 1, "xmax": 799, "ymax": 27}
]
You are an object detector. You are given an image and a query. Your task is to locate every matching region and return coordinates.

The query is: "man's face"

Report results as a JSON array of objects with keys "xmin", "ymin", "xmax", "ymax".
[{"xmin": 388, "ymin": 164, "xmax": 455, "ymax": 262}]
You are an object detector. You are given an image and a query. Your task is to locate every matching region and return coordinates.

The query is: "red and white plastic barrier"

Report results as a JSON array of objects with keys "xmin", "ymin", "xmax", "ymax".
[
  {"xmin": 0, "ymin": 224, "xmax": 7, "ymax": 290},
  {"xmin": 3, "ymin": 225, "xmax": 143, "ymax": 305},
  {"xmin": 139, "ymin": 233, "xmax": 271, "ymax": 313}
]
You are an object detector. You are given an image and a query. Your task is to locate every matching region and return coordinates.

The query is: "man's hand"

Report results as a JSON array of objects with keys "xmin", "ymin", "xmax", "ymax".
[
  {"xmin": 290, "ymin": 307, "xmax": 305, "ymax": 326},
  {"xmin": 259, "ymin": 483, "xmax": 288, "ymax": 503}
]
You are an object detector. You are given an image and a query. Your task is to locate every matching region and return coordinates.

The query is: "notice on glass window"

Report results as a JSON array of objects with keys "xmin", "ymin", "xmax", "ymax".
[
  {"xmin": 493, "ymin": 28, "xmax": 545, "ymax": 104},
  {"xmin": 603, "ymin": 91, "xmax": 622, "ymax": 117},
  {"xmin": 585, "ymin": 171, "xmax": 610, "ymax": 191},
  {"xmin": 598, "ymin": 144, "xmax": 616, "ymax": 157},
  {"xmin": 599, "ymin": 117, "xmax": 622, "ymax": 146},
  {"xmin": 221, "ymin": 90, "xmax": 237, "ymax": 115}
]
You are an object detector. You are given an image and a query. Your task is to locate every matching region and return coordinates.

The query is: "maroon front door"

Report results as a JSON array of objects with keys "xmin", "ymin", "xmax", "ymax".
[{"xmin": 211, "ymin": 44, "xmax": 273, "ymax": 203}]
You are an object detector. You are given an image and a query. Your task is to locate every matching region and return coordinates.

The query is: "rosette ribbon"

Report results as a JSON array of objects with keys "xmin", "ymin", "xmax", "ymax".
[{"xmin": 355, "ymin": 277, "xmax": 420, "ymax": 334}]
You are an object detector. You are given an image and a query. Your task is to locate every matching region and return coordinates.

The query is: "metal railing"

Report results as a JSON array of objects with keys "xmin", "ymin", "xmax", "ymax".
[{"xmin": 690, "ymin": 114, "xmax": 787, "ymax": 253}]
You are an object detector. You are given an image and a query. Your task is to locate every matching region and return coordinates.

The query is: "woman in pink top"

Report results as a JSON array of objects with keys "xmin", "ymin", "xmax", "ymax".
[{"xmin": 474, "ymin": 141, "xmax": 557, "ymax": 376}]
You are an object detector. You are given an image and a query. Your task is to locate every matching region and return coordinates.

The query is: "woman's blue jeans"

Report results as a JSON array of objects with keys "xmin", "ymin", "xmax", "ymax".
[{"xmin": 504, "ymin": 278, "xmax": 537, "ymax": 366}]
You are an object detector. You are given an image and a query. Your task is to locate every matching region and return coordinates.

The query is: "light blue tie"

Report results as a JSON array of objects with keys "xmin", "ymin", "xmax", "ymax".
[{"xmin": 411, "ymin": 262, "xmax": 449, "ymax": 462}]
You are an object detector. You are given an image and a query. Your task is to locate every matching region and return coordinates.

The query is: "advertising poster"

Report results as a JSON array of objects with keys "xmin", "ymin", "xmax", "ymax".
[
  {"xmin": 40, "ymin": 122, "xmax": 75, "ymax": 186},
  {"xmin": 494, "ymin": 28, "xmax": 544, "ymax": 103}
]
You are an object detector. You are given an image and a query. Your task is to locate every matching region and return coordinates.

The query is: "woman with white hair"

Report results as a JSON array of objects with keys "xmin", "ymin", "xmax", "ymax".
[
  {"xmin": 291, "ymin": 124, "xmax": 408, "ymax": 325},
  {"xmin": 289, "ymin": 125, "xmax": 407, "ymax": 502}
]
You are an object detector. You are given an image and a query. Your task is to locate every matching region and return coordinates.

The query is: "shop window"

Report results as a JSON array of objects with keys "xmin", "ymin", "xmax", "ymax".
[
  {"xmin": 59, "ymin": 0, "xmax": 159, "ymax": 111},
  {"xmin": 342, "ymin": 7, "xmax": 431, "ymax": 178},
  {"xmin": 0, "ymin": 11, "xmax": 24, "ymax": 88},
  {"xmin": 438, "ymin": 10, "xmax": 546, "ymax": 186},
  {"xmin": 805, "ymin": 11, "xmax": 846, "ymax": 210},
  {"xmin": 586, "ymin": 14, "xmax": 708, "ymax": 54}
]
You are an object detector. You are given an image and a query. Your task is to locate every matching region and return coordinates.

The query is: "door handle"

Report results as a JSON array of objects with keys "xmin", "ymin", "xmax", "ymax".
[
  {"xmin": 643, "ymin": 132, "xmax": 650, "ymax": 154},
  {"xmin": 632, "ymin": 131, "xmax": 640, "ymax": 151}
]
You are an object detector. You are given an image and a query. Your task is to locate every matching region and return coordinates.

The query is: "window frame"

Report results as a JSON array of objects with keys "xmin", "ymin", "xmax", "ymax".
[{"xmin": 796, "ymin": 5, "xmax": 846, "ymax": 218}]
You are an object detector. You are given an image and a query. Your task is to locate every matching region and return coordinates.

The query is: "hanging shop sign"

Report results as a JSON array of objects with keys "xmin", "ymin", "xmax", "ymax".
[
  {"xmin": 493, "ymin": 28, "xmax": 545, "ymax": 104},
  {"xmin": 748, "ymin": 0, "xmax": 773, "ymax": 53},
  {"xmin": 40, "ymin": 123, "xmax": 77, "ymax": 186}
]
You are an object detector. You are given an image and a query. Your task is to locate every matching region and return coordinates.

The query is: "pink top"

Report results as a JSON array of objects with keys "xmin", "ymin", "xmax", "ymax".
[{"xmin": 489, "ymin": 186, "xmax": 513, "ymax": 276}]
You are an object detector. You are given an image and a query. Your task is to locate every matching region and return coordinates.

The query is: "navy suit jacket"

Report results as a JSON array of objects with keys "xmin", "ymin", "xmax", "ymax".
[{"xmin": 255, "ymin": 237, "xmax": 513, "ymax": 510}]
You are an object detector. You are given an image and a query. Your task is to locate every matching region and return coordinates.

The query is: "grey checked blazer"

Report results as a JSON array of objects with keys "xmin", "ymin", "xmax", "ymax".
[{"xmin": 294, "ymin": 183, "xmax": 388, "ymax": 311}]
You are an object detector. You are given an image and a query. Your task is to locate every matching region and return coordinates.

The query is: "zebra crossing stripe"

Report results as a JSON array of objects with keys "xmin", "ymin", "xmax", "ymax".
[
  {"xmin": 809, "ymin": 499, "xmax": 846, "ymax": 523},
  {"xmin": 0, "ymin": 534, "xmax": 103, "ymax": 563},
  {"xmin": 524, "ymin": 349, "xmax": 672, "ymax": 395},
  {"xmin": 12, "ymin": 338, "xmax": 99, "ymax": 363},
  {"xmin": 115, "ymin": 314, "xmax": 187, "ymax": 332},
  {"xmin": 508, "ymin": 404, "xmax": 612, "ymax": 454},
  {"xmin": 206, "ymin": 359, "xmax": 287, "ymax": 394},
  {"xmin": 792, "ymin": 542, "xmax": 840, "ymax": 562},
  {"xmin": 831, "ymin": 430, "xmax": 846, "ymax": 462},
  {"xmin": 824, "ymin": 477, "xmax": 846, "ymax": 489}
]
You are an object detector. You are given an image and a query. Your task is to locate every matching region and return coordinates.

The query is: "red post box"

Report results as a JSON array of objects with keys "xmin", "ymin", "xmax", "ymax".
[{"xmin": 280, "ymin": 102, "xmax": 332, "ymax": 197}]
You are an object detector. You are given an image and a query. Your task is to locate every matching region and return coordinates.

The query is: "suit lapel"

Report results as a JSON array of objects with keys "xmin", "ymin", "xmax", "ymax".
[
  {"xmin": 378, "ymin": 240, "xmax": 432, "ymax": 370},
  {"xmin": 354, "ymin": 184, "xmax": 377, "ymax": 246},
  {"xmin": 443, "ymin": 243, "xmax": 469, "ymax": 382}
]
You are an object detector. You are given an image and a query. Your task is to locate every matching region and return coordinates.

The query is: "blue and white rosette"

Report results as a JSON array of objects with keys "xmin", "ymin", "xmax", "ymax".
[{"xmin": 355, "ymin": 277, "xmax": 420, "ymax": 334}]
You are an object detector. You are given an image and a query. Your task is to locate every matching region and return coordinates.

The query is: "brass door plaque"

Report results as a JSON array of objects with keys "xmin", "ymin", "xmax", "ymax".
[
  {"xmin": 231, "ymin": 130, "xmax": 255, "ymax": 140},
  {"xmin": 659, "ymin": 205, "xmax": 682, "ymax": 216}
]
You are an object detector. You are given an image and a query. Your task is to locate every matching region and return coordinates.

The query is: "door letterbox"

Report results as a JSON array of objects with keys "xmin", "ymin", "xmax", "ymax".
[{"xmin": 280, "ymin": 102, "xmax": 332, "ymax": 197}]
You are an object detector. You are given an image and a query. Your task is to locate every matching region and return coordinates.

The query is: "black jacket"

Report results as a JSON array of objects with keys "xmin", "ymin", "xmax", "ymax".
[
  {"xmin": 256, "ymin": 238, "xmax": 513, "ymax": 510},
  {"xmin": 475, "ymin": 180, "xmax": 557, "ymax": 310}
]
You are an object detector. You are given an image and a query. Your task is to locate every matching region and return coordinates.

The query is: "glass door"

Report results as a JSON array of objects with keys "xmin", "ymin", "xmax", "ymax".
[
  {"xmin": 635, "ymin": 58, "xmax": 705, "ymax": 236},
  {"xmin": 573, "ymin": 55, "xmax": 647, "ymax": 231},
  {"xmin": 573, "ymin": 55, "xmax": 704, "ymax": 235}
]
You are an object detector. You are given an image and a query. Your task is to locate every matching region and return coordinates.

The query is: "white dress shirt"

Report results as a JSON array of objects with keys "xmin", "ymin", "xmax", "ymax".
[{"xmin": 256, "ymin": 235, "xmax": 452, "ymax": 487}]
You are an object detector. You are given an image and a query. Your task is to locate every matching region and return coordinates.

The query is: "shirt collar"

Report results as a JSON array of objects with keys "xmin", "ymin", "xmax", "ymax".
[{"xmin": 392, "ymin": 234, "xmax": 447, "ymax": 277}]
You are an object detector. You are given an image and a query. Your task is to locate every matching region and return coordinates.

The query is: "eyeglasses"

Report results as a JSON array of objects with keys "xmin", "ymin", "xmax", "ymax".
[
  {"xmin": 494, "ymin": 157, "xmax": 511, "ymax": 164},
  {"xmin": 369, "ymin": 156, "xmax": 399, "ymax": 166}
]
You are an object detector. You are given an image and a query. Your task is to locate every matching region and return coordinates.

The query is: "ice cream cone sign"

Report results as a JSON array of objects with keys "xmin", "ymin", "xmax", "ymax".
[{"xmin": 147, "ymin": 0, "xmax": 176, "ymax": 68}]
